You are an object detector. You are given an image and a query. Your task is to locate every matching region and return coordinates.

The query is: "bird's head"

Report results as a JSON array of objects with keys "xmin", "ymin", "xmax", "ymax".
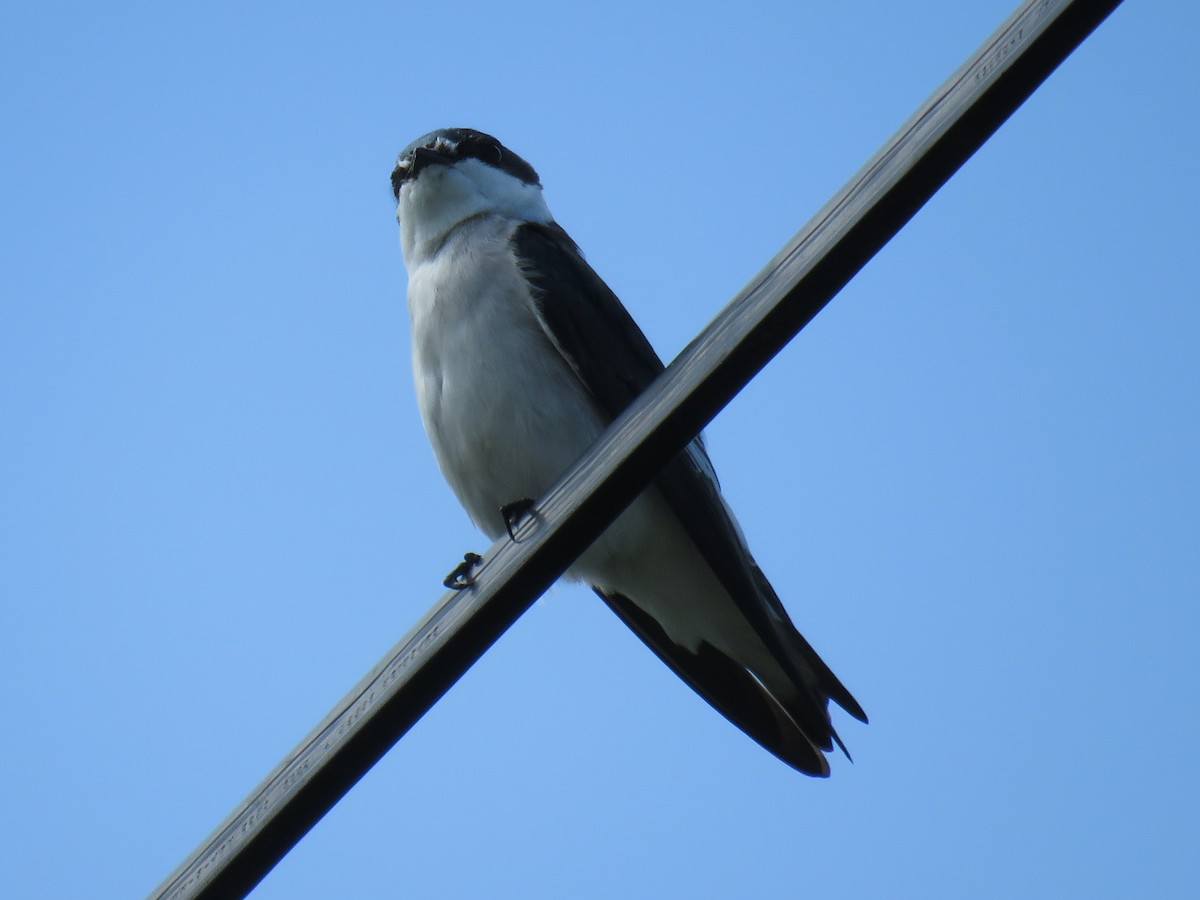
[{"xmin": 392, "ymin": 128, "xmax": 552, "ymax": 262}]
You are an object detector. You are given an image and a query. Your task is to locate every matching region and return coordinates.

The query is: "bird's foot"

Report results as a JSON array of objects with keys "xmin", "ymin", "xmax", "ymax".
[
  {"xmin": 500, "ymin": 498, "xmax": 536, "ymax": 542},
  {"xmin": 442, "ymin": 552, "xmax": 483, "ymax": 590}
]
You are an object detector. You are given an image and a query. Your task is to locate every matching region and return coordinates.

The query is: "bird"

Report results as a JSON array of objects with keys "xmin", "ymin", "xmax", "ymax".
[{"xmin": 391, "ymin": 127, "xmax": 866, "ymax": 776}]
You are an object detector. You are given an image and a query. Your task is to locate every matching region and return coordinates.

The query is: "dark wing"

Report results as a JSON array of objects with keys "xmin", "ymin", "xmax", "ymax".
[
  {"xmin": 512, "ymin": 222, "xmax": 865, "ymax": 773},
  {"xmin": 513, "ymin": 222, "xmax": 667, "ymax": 422}
]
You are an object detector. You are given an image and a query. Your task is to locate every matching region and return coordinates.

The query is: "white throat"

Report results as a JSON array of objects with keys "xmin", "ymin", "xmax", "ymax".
[{"xmin": 397, "ymin": 158, "xmax": 553, "ymax": 266}]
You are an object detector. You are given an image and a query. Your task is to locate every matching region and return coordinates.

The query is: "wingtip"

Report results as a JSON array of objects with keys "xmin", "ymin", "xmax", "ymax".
[
  {"xmin": 839, "ymin": 696, "xmax": 869, "ymax": 725},
  {"xmin": 771, "ymin": 730, "xmax": 832, "ymax": 777}
]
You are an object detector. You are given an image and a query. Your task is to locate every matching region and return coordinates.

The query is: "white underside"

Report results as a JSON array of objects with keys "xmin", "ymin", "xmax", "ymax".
[{"xmin": 399, "ymin": 164, "xmax": 790, "ymax": 678}]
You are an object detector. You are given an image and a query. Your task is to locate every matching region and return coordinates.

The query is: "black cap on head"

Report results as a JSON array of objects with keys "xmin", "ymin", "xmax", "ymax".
[{"xmin": 391, "ymin": 128, "xmax": 540, "ymax": 199}]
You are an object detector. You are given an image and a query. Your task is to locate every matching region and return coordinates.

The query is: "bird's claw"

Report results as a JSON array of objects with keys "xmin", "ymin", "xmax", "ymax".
[
  {"xmin": 443, "ymin": 552, "xmax": 483, "ymax": 590},
  {"xmin": 500, "ymin": 498, "xmax": 536, "ymax": 542}
]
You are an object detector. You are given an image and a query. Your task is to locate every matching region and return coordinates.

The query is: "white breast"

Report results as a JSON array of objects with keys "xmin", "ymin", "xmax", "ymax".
[
  {"xmin": 403, "ymin": 210, "xmax": 768, "ymax": 662},
  {"xmin": 406, "ymin": 215, "xmax": 608, "ymax": 541}
]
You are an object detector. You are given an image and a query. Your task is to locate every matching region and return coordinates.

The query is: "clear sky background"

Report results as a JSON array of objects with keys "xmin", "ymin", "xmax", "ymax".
[{"xmin": 2, "ymin": 1, "xmax": 1197, "ymax": 897}]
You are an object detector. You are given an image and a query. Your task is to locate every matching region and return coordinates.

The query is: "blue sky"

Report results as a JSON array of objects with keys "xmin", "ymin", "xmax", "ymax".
[{"xmin": 2, "ymin": 1, "xmax": 1197, "ymax": 897}]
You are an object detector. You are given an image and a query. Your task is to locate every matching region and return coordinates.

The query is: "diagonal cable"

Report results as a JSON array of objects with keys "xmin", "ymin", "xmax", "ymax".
[{"xmin": 150, "ymin": 1, "xmax": 1125, "ymax": 896}]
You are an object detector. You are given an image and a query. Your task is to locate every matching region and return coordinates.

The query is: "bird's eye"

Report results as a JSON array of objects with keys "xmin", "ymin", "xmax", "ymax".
[{"xmin": 458, "ymin": 138, "xmax": 501, "ymax": 166}]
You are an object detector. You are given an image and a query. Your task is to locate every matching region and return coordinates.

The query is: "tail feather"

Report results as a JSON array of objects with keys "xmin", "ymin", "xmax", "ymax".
[{"xmin": 597, "ymin": 588, "xmax": 835, "ymax": 776}]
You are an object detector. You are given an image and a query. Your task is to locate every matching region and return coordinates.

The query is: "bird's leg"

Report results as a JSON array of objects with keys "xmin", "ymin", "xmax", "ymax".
[
  {"xmin": 500, "ymin": 498, "xmax": 536, "ymax": 542},
  {"xmin": 442, "ymin": 552, "xmax": 483, "ymax": 590}
]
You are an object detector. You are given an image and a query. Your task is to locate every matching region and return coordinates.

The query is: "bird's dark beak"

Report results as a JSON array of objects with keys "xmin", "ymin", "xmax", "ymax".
[
  {"xmin": 410, "ymin": 146, "xmax": 454, "ymax": 179},
  {"xmin": 392, "ymin": 146, "xmax": 455, "ymax": 199}
]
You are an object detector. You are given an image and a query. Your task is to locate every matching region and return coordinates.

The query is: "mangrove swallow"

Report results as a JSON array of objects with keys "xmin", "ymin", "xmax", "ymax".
[{"xmin": 391, "ymin": 127, "xmax": 865, "ymax": 775}]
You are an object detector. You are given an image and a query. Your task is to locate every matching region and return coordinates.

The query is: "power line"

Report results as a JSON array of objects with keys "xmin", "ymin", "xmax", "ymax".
[{"xmin": 150, "ymin": 1, "xmax": 1124, "ymax": 896}]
